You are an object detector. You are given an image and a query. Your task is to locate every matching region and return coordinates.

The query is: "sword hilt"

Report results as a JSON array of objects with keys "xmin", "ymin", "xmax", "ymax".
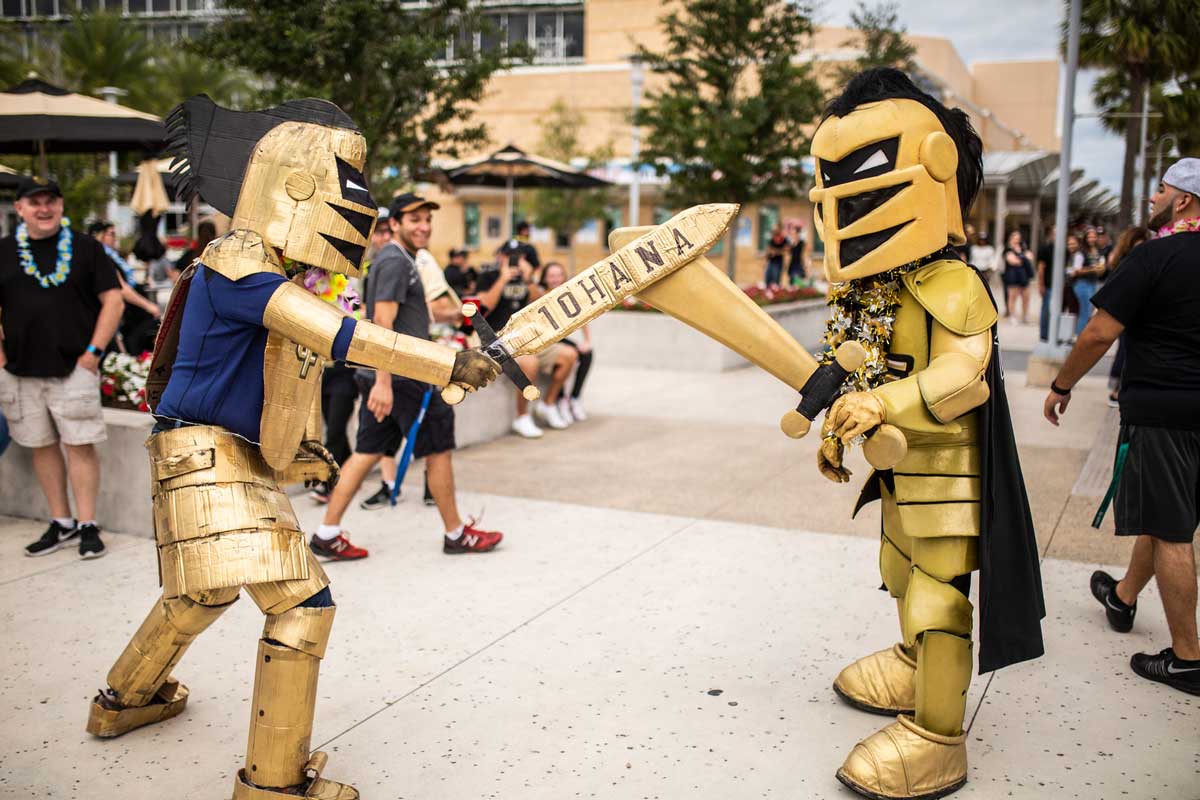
[
  {"xmin": 442, "ymin": 303, "xmax": 541, "ymax": 405},
  {"xmin": 780, "ymin": 341, "xmax": 907, "ymax": 470}
]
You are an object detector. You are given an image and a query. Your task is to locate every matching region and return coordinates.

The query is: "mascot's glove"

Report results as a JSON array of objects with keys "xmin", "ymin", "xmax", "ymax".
[
  {"xmin": 827, "ymin": 391, "xmax": 886, "ymax": 444},
  {"xmin": 298, "ymin": 440, "xmax": 339, "ymax": 489},
  {"xmin": 817, "ymin": 429, "xmax": 852, "ymax": 484},
  {"xmin": 450, "ymin": 349, "xmax": 500, "ymax": 391}
]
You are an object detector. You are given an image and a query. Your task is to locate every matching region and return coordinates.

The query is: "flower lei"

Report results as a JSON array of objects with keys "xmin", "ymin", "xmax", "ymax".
[
  {"xmin": 282, "ymin": 259, "xmax": 362, "ymax": 319},
  {"xmin": 818, "ymin": 249, "xmax": 951, "ymax": 393},
  {"xmin": 1154, "ymin": 215, "xmax": 1200, "ymax": 239},
  {"xmin": 16, "ymin": 218, "xmax": 73, "ymax": 289}
]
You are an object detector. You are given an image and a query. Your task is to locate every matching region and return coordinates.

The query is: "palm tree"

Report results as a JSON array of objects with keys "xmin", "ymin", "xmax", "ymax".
[
  {"xmin": 147, "ymin": 49, "xmax": 249, "ymax": 115},
  {"xmin": 56, "ymin": 10, "xmax": 158, "ymax": 111},
  {"xmin": 1072, "ymin": 0, "xmax": 1200, "ymax": 228}
]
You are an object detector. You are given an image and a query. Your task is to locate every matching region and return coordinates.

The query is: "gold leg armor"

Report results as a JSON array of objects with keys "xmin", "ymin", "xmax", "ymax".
[{"xmin": 87, "ymin": 587, "xmax": 240, "ymax": 737}]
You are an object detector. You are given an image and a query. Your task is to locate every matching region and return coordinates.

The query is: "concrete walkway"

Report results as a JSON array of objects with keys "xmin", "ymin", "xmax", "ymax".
[{"xmin": 1, "ymin": 318, "xmax": 1197, "ymax": 799}]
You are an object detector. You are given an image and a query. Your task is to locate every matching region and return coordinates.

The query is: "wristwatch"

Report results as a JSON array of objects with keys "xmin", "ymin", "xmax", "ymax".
[{"xmin": 85, "ymin": 344, "xmax": 103, "ymax": 357}]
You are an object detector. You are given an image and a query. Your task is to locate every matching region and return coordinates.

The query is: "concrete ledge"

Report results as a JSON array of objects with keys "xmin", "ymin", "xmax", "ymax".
[
  {"xmin": 0, "ymin": 387, "xmax": 515, "ymax": 537},
  {"xmin": 588, "ymin": 299, "xmax": 828, "ymax": 371}
]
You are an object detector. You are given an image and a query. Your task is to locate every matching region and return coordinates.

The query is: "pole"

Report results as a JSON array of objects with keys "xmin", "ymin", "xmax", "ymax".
[
  {"xmin": 97, "ymin": 86, "xmax": 127, "ymax": 231},
  {"xmin": 1039, "ymin": 0, "xmax": 1080, "ymax": 356},
  {"xmin": 628, "ymin": 56, "xmax": 644, "ymax": 228},
  {"xmin": 505, "ymin": 172, "xmax": 514, "ymax": 241},
  {"xmin": 1134, "ymin": 83, "xmax": 1150, "ymax": 225}
]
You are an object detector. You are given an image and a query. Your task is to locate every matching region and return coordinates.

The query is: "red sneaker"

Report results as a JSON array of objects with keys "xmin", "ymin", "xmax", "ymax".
[
  {"xmin": 309, "ymin": 532, "xmax": 369, "ymax": 560},
  {"xmin": 443, "ymin": 519, "xmax": 503, "ymax": 554}
]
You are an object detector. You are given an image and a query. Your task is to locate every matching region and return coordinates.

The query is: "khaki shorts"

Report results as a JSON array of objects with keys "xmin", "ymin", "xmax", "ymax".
[
  {"xmin": 0, "ymin": 367, "xmax": 107, "ymax": 448},
  {"xmin": 536, "ymin": 342, "xmax": 566, "ymax": 374}
]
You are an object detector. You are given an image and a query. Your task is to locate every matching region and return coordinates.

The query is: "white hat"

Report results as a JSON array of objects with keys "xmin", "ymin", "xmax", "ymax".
[{"xmin": 1162, "ymin": 158, "xmax": 1200, "ymax": 196}]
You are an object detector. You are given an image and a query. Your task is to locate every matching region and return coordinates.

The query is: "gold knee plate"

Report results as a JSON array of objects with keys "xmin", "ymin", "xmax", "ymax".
[
  {"xmin": 901, "ymin": 566, "xmax": 972, "ymax": 648},
  {"xmin": 245, "ymin": 550, "xmax": 330, "ymax": 615},
  {"xmin": 263, "ymin": 604, "xmax": 335, "ymax": 659},
  {"xmin": 915, "ymin": 630, "xmax": 973, "ymax": 737},
  {"xmin": 911, "ymin": 536, "xmax": 977, "ymax": 582},
  {"xmin": 107, "ymin": 589, "xmax": 239, "ymax": 707}
]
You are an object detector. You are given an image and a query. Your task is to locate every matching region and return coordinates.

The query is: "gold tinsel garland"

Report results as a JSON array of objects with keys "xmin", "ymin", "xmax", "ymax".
[{"xmin": 818, "ymin": 250, "xmax": 950, "ymax": 393}]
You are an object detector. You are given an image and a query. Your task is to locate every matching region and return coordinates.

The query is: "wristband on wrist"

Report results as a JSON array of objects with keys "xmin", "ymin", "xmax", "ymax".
[
  {"xmin": 85, "ymin": 344, "xmax": 102, "ymax": 357},
  {"xmin": 1050, "ymin": 380, "xmax": 1072, "ymax": 395}
]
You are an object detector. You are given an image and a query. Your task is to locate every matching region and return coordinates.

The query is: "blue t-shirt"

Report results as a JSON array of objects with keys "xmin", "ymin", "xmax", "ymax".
[{"xmin": 156, "ymin": 266, "xmax": 354, "ymax": 441}]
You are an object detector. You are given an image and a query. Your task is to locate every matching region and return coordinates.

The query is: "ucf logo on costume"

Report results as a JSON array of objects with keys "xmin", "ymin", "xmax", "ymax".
[
  {"xmin": 84, "ymin": 96, "xmax": 497, "ymax": 800},
  {"xmin": 810, "ymin": 69, "xmax": 1045, "ymax": 800}
]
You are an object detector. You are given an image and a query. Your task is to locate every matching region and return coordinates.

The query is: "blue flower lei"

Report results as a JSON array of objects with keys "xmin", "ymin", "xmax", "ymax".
[{"xmin": 16, "ymin": 218, "xmax": 73, "ymax": 289}]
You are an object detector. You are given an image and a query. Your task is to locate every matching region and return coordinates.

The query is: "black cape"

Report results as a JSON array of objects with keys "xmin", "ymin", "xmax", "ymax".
[{"xmin": 854, "ymin": 268, "xmax": 1045, "ymax": 674}]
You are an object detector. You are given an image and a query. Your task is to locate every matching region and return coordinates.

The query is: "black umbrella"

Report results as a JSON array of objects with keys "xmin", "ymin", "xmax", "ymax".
[
  {"xmin": 444, "ymin": 144, "xmax": 610, "ymax": 239},
  {"xmin": 0, "ymin": 78, "xmax": 166, "ymax": 175}
]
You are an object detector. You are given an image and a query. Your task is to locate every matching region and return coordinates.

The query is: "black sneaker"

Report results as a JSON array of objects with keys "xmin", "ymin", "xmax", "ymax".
[
  {"xmin": 309, "ymin": 481, "xmax": 331, "ymax": 504},
  {"xmin": 78, "ymin": 524, "xmax": 106, "ymax": 559},
  {"xmin": 359, "ymin": 481, "xmax": 394, "ymax": 511},
  {"xmin": 24, "ymin": 520, "xmax": 78, "ymax": 557},
  {"xmin": 423, "ymin": 479, "xmax": 436, "ymax": 507},
  {"xmin": 1091, "ymin": 570, "xmax": 1136, "ymax": 632},
  {"xmin": 1130, "ymin": 647, "xmax": 1200, "ymax": 696}
]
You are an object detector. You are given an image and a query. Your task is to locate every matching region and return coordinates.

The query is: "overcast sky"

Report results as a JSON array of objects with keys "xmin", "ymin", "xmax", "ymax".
[{"xmin": 819, "ymin": 0, "xmax": 1126, "ymax": 198}]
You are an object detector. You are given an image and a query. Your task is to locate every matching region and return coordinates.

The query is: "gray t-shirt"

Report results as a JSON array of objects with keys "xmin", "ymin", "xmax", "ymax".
[{"xmin": 358, "ymin": 242, "xmax": 430, "ymax": 379}]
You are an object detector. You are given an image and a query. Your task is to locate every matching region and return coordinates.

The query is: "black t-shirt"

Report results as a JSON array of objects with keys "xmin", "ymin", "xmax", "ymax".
[
  {"xmin": 1092, "ymin": 231, "xmax": 1200, "ymax": 430},
  {"xmin": 0, "ymin": 228, "xmax": 120, "ymax": 377},
  {"xmin": 475, "ymin": 266, "xmax": 530, "ymax": 331},
  {"xmin": 497, "ymin": 239, "xmax": 540, "ymax": 269},
  {"xmin": 1036, "ymin": 243, "xmax": 1054, "ymax": 289}
]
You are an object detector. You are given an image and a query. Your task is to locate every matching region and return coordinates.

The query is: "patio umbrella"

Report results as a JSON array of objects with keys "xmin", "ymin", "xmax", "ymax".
[
  {"xmin": 0, "ymin": 162, "xmax": 18, "ymax": 191},
  {"xmin": 0, "ymin": 78, "xmax": 165, "ymax": 176},
  {"xmin": 443, "ymin": 144, "xmax": 610, "ymax": 239},
  {"xmin": 130, "ymin": 159, "xmax": 171, "ymax": 262}
]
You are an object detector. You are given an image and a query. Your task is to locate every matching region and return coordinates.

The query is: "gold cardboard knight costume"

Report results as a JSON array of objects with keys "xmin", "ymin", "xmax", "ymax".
[
  {"xmin": 84, "ymin": 96, "xmax": 497, "ymax": 800},
  {"xmin": 809, "ymin": 69, "xmax": 1044, "ymax": 800}
]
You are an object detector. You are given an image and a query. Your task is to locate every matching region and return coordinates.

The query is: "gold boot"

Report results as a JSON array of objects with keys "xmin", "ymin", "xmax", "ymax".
[
  {"xmin": 86, "ymin": 678, "xmax": 189, "ymax": 738},
  {"xmin": 232, "ymin": 753, "xmax": 358, "ymax": 799},
  {"xmin": 836, "ymin": 715, "xmax": 967, "ymax": 800},
  {"xmin": 833, "ymin": 644, "xmax": 916, "ymax": 715}
]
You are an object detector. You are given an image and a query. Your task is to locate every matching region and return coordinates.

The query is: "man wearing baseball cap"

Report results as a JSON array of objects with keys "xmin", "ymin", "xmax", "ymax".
[
  {"xmin": 0, "ymin": 176, "xmax": 124, "ymax": 559},
  {"xmin": 1044, "ymin": 158, "xmax": 1200, "ymax": 696}
]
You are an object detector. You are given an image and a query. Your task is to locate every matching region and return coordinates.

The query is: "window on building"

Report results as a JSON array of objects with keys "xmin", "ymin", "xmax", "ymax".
[
  {"xmin": 467, "ymin": 7, "xmax": 583, "ymax": 63},
  {"xmin": 758, "ymin": 204, "xmax": 780, "ymax": 252},
  {"xmin": 127, "ymin": 0, "xmax": 147, "ymax": 13},
  {"xmin": 555, "ymin": 230, "xmax": 570, "ymax": 250},
  {"xmin": 463, "ymin": 202, "xmax": 480, "ymax": 249},
  {"xmin": 150, "ymin": 0, "xmax": 172, "ymax": 13},
  {"xmin": 652, "ymin": 206, "xmax": 673, "ymax": 226},
  {"xmin": 562, "ymin": 10, "xmax": 583, "ymax": 59},
  {"xmin": 33, "ymin": 0, "xmax": 55, "ymax": 16},
  {"xmin": 2, "ymin": 0, "xmax": 25, "ymax": 18}
]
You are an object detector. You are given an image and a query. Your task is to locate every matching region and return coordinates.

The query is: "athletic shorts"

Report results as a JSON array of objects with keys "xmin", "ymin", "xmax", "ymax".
[
  {"xmin": 354, "ymin": 374, "xmax": 455, "ymax": 458},
  {"xmin": 1113, "ymin": 424, "xmax": 1200, "ymax": 543},
  {"xmin": 0, "ymin": 367, "xmax": 107, "ymax": 448}
]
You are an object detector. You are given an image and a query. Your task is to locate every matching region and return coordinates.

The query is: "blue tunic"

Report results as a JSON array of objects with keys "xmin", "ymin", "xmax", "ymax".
[{"xmin": 156, "ymin": 265, "xmax": 355, "ymax": 441}]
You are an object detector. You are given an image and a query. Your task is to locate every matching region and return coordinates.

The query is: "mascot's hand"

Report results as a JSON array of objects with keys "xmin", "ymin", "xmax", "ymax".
[
  {"xmin": 298, "ymin": 440, "xmax": 339, "ymax": 488},
  {"xmin": 828, "ymin": 391, "xmax": 886, "ymax": 444},
  {"xmin": 817, "ymin": 410, "xmax": 852, "ymax": 483},
  {"xmin": 451, "ymin": 349, "xmax": 500, "ymax": 390}
]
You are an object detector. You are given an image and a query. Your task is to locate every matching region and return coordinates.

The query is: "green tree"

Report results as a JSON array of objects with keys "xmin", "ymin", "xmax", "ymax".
[
  {"xmin": 634, "ymin": 0, "xmax": 825, "ymax": 276},
  {"xmin": 836, "ymin": 1, "xmax": 918, "ymax": 86},
  {"xmin": 1071, "ymin": 0, "xmax": 1200, "ymax": 228},
  {"xmin": 0, "ymin": 30, "xmax": 29, "ymax": 89},
  {"xmin": 56, "ymin": 11, "xmax": 159, "ymax": 111},
  {"xmin": 197, "ymin": 0, "xmax": 529, "ymax": 184},
  {"xmin": 527, "ymin": 99, "xmax": 614, "ymax": 270},
  {"xmin": 145, "ymin": 49, "xmax": 249, "ymax": 115}
]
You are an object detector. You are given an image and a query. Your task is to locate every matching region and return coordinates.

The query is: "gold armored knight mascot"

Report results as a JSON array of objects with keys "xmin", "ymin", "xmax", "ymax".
[
  {"xmin": 809, "ymin": 69, "xmax": 1045, "ymax": 799},
  {"xmin": 84, "ymin": 96, "xmax": 498, "ymax": 799}
]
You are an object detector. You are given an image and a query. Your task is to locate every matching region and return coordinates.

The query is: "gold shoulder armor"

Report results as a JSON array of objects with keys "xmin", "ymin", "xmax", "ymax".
[
  {"xmin": 201, "ymin": 229, "xmax": 286, "ymax": 282},
  {"xmin": 902, "ymin": 259, "xmax": 997, "ymax": 336}
]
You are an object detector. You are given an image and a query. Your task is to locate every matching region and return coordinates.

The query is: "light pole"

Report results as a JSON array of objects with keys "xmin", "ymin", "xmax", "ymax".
[
  {"xmin": 96, "ymin": 86, "xmax": 127, "ymax": 231},
  {"xmin": 1134, "ymin": 84, "xmax": 1151, "ymax": 225},
  {"xmin": 1154, "ymin": 133, "xmax": 1181, "ymax": 193},
  {"xmin": 628, "ymin": 54, "xmax": 644, "ymax": 229}
]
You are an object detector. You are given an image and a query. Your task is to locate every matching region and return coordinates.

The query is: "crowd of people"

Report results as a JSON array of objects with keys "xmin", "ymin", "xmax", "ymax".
[{"xmin": 762, "ymin": 218, "xmax": 810, "ymax": 289}]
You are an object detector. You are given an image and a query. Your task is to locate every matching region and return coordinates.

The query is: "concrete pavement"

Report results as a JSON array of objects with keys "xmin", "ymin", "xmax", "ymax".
[{"xmin": 1, "ymin": 318, "xmax": 1196, "ymax": 799}]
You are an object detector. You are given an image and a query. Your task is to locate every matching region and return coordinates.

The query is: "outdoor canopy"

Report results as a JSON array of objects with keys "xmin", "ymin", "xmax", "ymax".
[
  {"xmin": 0, "ymin": 78, "xmax": 165, "ymax": 170},
  {"xmin": 443, "ymin": 143, "xmax": 610, "ymax": 239}
]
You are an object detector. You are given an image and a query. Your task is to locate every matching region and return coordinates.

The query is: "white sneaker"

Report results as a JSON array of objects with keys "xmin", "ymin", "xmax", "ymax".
[
  {"xmin": 556, "ymin": 397, "xmax": 575, "ymax": 424},
  {"xmin": 535, "ymin": 400, "xmax": 569, "ymax": 430},
  {"xmin": 512, "ymin": 414, "xmax": 544, "ymax": 439},
  {"xmin": 568, "ymin": 398, "xmax": 587, "ymax": 421}
]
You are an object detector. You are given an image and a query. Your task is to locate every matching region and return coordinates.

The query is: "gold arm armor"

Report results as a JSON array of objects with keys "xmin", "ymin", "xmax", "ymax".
[
  {"xmin": 871, "ymin": 260, "xmax": 996, "ymax": 431},
  {"xmin": 200, "ymin": 229, "xmax": 286, "ymax": 282},
  {"xmin": 261, "ymin": 282, "xmax": 455, "ymax": 387}
]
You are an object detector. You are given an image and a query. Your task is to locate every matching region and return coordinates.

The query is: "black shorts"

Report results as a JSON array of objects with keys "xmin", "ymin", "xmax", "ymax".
[
  {"xmin": 1113, "ymin": 424, "xmax": 1200, "ymax": 543},
  {"xmin": 354, "ymin": 374, "xmax": 455, "ymax": 459}
]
